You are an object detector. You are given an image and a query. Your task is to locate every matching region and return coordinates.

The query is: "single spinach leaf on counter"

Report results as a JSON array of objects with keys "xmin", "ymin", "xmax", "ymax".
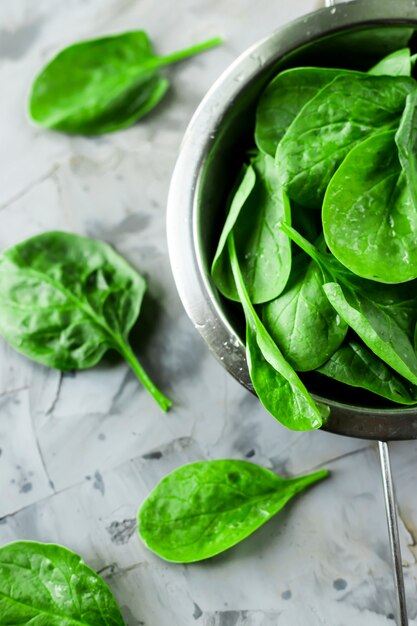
[
  {"xmin": 29, "ymin": 31, "xmax": 222, "ymax": 134},
  {"xmin": 317, "ymin": 341, "xmax": 417, "ymax": 405},
  {"xmin": 0, "ymin": 231, "xmax": 171, "ymax": 411},
  {"xmin": 0, "ymin": 541, "xmax": 126, "ymax": 625},
  {"xmin": 138, "ymin": 459, "xmax": 328, "ymax": 562},
  {"xmin": 281, "ymin": 224, "xmax": 417, "ymax": 385},
  {"xmin": 369, "ymin": 48, "xmax": 412, "ymax": 76},
  {"xmin": 276, "ymin": 74, "xmax": 416, "ymax": 207},
  {"xmin": 228, "ymin": 232, "xmax": 326, "ymax": 430},
  {"xmin": 254, "ymin": 67, "xmax": 355, "ymax": 157},
  {"xmin": 262, "ymin": 252, "xmax": 348, "ymax": 371},
  {"xmin": 322, "ymin": 130, "xmax": 417, "ymax": 283},
  {"xmin": 212, "ymin": 153, "xmax": 292, "ymax": 304}
]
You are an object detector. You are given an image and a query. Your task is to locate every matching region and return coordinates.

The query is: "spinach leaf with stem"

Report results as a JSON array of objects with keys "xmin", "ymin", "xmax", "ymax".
[
  {"xmin": 212, "ymin": 153, "xmax": 292, "ymax": 304},
  {"xmin": 276, "ymin": 74, "xmax": 416, "ymax": 208},
  {"xmin": 280, "ymin": 223, "xmax": 417, "ymax": 385},
  {"xmin": 254, "ymin": 67, "xmax": 355, "ymax": 157},
  {"xmin": 29, "ymin": 31, "xmax": 222, "ymax": 135},
  {"xmin": 228, "ymin": 231, "xmax": 326, "ymax": 430},
  {"xmin": 262, "ymin": 251, "xmax": 348, "ymax": 371},
  {"xmin": 317, "ymin": 340, "xmax": 417, "ymax": 405},
  {"xmin": 0, "ymin": 541, "xmax": 125, "ymax": 625},
  {"xmin": 0, "ymin": 231, "xmax": 171, "ymax": 411},
  {"xmin": 322, "ymin": 129, "xmax": 417, "ymax": 284},
  {"xmin": 368, "ymin": 48, "xmax": 412, "ymax": 76},
  {"xmin": 138, "ymin": 459, "xmax": 328, "ymax": 562}
]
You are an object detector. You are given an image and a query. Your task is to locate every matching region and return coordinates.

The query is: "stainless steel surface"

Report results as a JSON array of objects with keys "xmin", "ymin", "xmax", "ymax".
[
  {"xmin": 167, "ymin": 0, "xmax": 417, "ymax": 440},
  {"xmin": 379, "ymin": 442, "xmax": 409, "ymax": 626}
]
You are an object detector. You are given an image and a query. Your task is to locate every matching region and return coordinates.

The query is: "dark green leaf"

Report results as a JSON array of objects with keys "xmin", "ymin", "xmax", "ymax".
[
  {"xmin": 276, "ymin": 74, "xmax": 416, "ymax": 207},
  {"xmin": 228, "ymin": 232, "xmax": 325, "ymax": 430},
  {"xmin": 262, "ymin": 253, "xmax": 348, "ymax": 371},
  {"xmin": 323, "ymin": 130, "xmax": 417, "ymax": 283},
  {"xmin": 138, "ymin": 459, "xmax": 328, "ymax": 562},
  {"xmin": 369, "ymin": 48, "xmax": 412, "ymax": 76},
  {"xmin": 317, "ymin": 341, "xmax": 417, "ymax": 405},
  {"xmin": 0, "ymin": 231, "xmax": 171, "ymax": 410},
  {"xmin": 29, "ymin": 31, "xmax": 222, "ymax": 134},
  {"xmin": 254, "ymin": 67, "xmax": 354, "ymax": 157},
  {"xmin": 291, "ymin": 201, "xmax": 322, "ymax": 242},
  {"xmin": 212, "ymin": 154, "xmax": 291, "ymax": 305},
  {"xmin": 0, "ymin": 541, "xmax": 125, "ymax": 625},
  {"xmin": 281, "ymin": 223, "xmax": 417, "ymax": 385}
]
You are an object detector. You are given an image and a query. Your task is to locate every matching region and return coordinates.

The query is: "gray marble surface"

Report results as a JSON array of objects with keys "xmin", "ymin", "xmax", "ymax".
[{"xmin": 1, "ymin": 0, "xmax": 417, "ymax": 624}]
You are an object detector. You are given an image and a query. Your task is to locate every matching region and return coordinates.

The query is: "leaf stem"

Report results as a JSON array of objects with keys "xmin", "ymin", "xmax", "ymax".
[
  {"xmin": 287, "ymin": 468, "xmax": 329, "ymax": 492},
  {"xmin": 280, "ymin": 222, "xmax": 323, "ymax": 266},
  {"xmin": 117, "ymin": 342, "xmax": 172, "ymax": 412},
  {"xmin": 157, "ymin": 37, "xmax": 223, "ymax": 67}
]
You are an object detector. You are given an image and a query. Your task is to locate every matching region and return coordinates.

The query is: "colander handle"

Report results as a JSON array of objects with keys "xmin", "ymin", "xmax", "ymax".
[
  {"xmin": 324, "ymin": 0, "xmax": 351, "ymax": 5},
  {"xmin": 379, "ymin": 441, "xmax": 408, "ymax": 626}
]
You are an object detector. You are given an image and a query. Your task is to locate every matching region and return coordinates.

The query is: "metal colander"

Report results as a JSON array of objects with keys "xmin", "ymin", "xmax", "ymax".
[{"xmin": 167, "ymin": 2, "xmax": 417, "ymax": 623}]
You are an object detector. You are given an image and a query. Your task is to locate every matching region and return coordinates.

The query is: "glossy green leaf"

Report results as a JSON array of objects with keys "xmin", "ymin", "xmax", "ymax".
[
  {"xmin": 0, "ymin": 231, "xmax": 171, "ymax": 410},
  {"xmin": 323, "ymin": 130, "xmax": 417, "ymax": 283},
  {"xmin": 323, "ymin": 282, "xmax": 417, "ymax": 385},
  {"xmin": 281, "ymin": 223, "xmax": 417, "ymax": 385},
  {"xmin": 228, "ymin": 232, "xmax": 325, "ymax": 430},
  {"xmin": 254, "ymin": 67, "xmax": 354, "ymax": 157},
  {"xmin": 0, "ymin": 541, "xmax": 125, "ymax": 625},
  {"xmin": 212, "ymin": 153, "xmax": 292, "ymax": 304},
  {"xmin": 29, "ymin": 31, "xmax": 222, "ymax": 134},
  {"xmin": 276, "ymin": 74, "xmax": 416, "ymax": 207},
  {"xmin": 138, "ymin": 459, "xmax": 328, "ymax": 562},
  {"xmin": 211, "ymin": 164, "xmax": 256, "ymax": 300},
  {"xmin": 396, "ymin": 90, "xmax": 417, "ymax": 207},
  {"xmin": 317, "ymin": 341, "xmax": 417, "ymax": 405},
  {"xmin": 368, "ymin": 48, "xmax": 411, "ymax": 76},
  {"xmin": 262, "ymin": 253, "xmax": 348, "ymax": 371}
]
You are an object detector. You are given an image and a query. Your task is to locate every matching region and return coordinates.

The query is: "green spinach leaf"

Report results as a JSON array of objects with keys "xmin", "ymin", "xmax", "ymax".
[
  {"xmin": 228, "ymin": 232, "xmax": 325, "ymax": 430},
  {"xmin": 396, "ymin": 90, "xmax": 417, "ymax": 207},
  {"xmin": 276, "ymin": 74, "xmax": 416, "ymax": 207},
  {"xmin": 138, "ymin": 459, "xmax": 328, "ymax": 562},
  {"xmin": 322, "ymin": 130, "xmax": 417, "ymax": 283},
  {"xmin": 29, "ymin": 31, "xmax": 221, "ymax": 134},
  {"xmin": 281, "ymin": 224, "xmax": 417, "ymax": 385},
  {"xmin": 0, "ymin": 541, "xmax": 125, "ymax": 625},
  {"xmin": 322, "ymin": 282, "xmax": 417, "ymax": 385},
  {"xmin": 317, "ymin": 340, "xmax": 417, "ymax": 405},
  {"xmin": 212, "ymin": 153, "xmax": 292, "ymax": 304},
  {"xmin": 369, "ymin": 48, "xmax": 412, "ymax": 76},
  {"xmin": 262, "ymin": 253, "xmax": 347, "ymax": 371},
  {"xmin": 254, "ymin": 67, "xmax": 354, "ymax": 157},
  {"xmin": 0, "ymin": 231, "xmax": 171, "ymax": 411}
]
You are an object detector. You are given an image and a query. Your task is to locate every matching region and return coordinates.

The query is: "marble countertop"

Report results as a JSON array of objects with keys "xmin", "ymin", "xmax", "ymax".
[{"xmin": 1, "ymin": 0, "xmax": 417, "ymax": 624}]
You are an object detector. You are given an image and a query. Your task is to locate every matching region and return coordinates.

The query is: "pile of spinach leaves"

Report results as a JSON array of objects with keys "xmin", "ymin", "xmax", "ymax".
[{"xmin": 212, "ymin": 47, "xmax": 417, "ymax": 430}]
